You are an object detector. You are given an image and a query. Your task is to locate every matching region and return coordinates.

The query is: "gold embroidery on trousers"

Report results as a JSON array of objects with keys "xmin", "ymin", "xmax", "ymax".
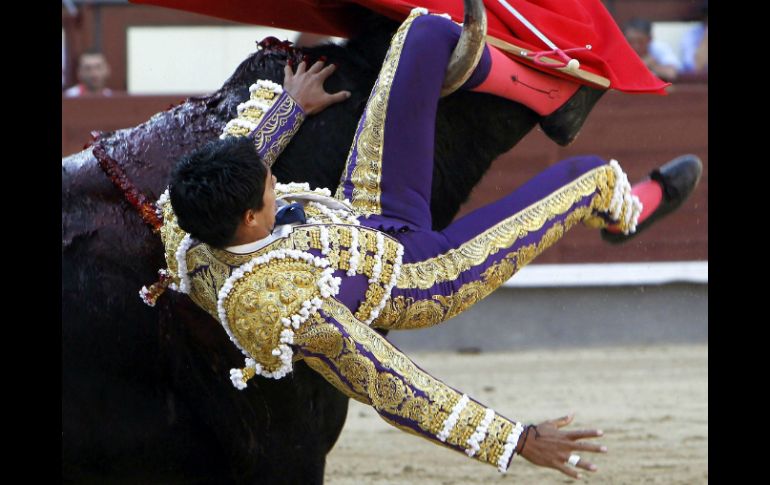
[
  {"xmin": 374, "ymin": 218, "xmax": 575, "ymax": 330},
  {"xmin": 397, "ymin": 165, "xmax": 615, "ymax": 290},
  {"xmin": 334, "ymin": 10, "xmax": 425, "ymax": 214}
]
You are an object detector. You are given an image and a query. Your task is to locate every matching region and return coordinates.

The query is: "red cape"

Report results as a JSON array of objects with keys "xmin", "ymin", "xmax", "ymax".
[{"xmin": 131, "ymin": 0, "xmax": 667, "ymax": 94}]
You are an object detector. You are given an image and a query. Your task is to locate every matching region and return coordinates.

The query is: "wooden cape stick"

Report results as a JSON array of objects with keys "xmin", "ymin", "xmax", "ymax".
[{"xmin": 486, "ymin": 35, "xmax": 611, "ymax": 88}]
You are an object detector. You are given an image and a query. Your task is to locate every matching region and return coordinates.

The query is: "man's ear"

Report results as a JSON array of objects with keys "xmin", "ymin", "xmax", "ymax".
[{"xmin": 242, "ymin": 208, "xmax": 259, "ymax": 227}]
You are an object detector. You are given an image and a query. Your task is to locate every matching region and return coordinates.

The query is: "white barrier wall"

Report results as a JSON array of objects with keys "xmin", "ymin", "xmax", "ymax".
[
  {"xmin": 127, "ymin": 26, "xmax": 303, "ymax": 95},
  {"xmin": 652, "ymin": 21, "xmax": 700, "ymax": 60}
]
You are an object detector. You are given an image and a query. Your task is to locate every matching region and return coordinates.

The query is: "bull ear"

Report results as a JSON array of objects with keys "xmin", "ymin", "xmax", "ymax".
[{"xmin": 441, "ymin": 0, "xmax": 487, "ymax": 97}]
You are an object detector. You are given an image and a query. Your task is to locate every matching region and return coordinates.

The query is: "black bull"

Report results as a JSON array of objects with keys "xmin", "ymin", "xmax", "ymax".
[{"xmin": 62, "ymin": 15, "xmax": 543, "ymax": 484}]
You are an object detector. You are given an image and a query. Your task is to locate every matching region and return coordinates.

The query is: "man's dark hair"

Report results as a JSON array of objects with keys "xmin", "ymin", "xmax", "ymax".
[
  {"xmin": 169, "ymin": 136, "xmax": 268, "ymax": 248},
  {"xmin": 77, "ymin": 49, "xmax": 107, "ymax": 66},
  {"xmin": 624, "ymin": 18, "xmax": 653, "ymax": 36}
]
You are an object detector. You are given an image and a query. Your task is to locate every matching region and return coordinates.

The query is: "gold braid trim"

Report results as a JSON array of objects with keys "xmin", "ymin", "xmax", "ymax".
[
  {"xmin": 294, "ymin": 297, "xmax": 518, "ymax": 468},
  {"xmin": 253, "ymin": 92, "xmax": 306, "ymax": 167},
  {"xmin": 334, "ymin": 9, "xmax": 426, "ymax": 213},
  {"xmin": 162, "ymin": 214, "xmax": 406, "ymax": 327},
  {"xmin": 478, "ymin": 417, "xmax": 515, "ymax": 465},
  {"xmin": 182, "ymin": 238, "xmax": 293, "ymax": 320},
  {"xmin": 221, "ymin": 81, "xmax": 305, "ymax": 167},
  {"xmin": 397, "ymin": 164, "xmax": 616, "ymax": 290},
  {"xmin": 221, "ymin": 81, "xmax": 282, "ymax": 138},
  {"xmin": 374, "ymin": 217, "xmax": 574, "ymax": 330},
  {"xmin": 158, "ymin": 198, "xmax": 186, "ymax": 281}
]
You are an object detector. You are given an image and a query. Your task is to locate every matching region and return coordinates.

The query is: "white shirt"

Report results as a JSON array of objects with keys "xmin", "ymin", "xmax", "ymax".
[
  {"xmin": 224, "ymin": 192, "xmax": 356, "ymax": 254},
  {"xmin": 649, "ymin": 39, "xmax": 682, "ymax": 71},
  {"xmin": 680, "ymin": 24, "xmax": 707, "ymax": 73},
  {"xmin": 225, "ymin": 200, "xmax": 296, "ymax": 254},
  {"xmin": 63, "ymin": 84, "xmax": 113, "ymax": 97}
]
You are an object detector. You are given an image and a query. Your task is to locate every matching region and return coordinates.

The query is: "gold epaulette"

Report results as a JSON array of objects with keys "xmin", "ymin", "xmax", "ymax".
[{"xmin": 220, "ymin": 249, "xmax": 342, "ymax": 385}]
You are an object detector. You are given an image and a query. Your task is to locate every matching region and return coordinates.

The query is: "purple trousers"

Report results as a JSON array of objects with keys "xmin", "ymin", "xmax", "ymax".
[
  {"xmin": 335, "ymin": 13, "xmax": 621, "ymax": 330},
  {"xmin": 290, "ymin": 12, "xmax": 636, "ymax": 464}
]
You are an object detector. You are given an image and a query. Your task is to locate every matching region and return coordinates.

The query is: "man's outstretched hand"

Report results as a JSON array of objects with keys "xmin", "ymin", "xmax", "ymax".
[
  {"xmin": 283, "ymin": 60, "xmax": 351, "ymax": 115},
  {"xmin": 519, "ymin": 413, "xmax": 607, "ymax": 479}
]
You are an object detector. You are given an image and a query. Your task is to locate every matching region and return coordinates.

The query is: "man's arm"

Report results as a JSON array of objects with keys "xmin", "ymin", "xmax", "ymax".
[
  {"xmin": 295, "ymin": 297, "xmax": 525, "ymax": 471},
  {"xmin": 216, "ymin": 249, "xmax": 607, "ymax": 479},
  {"xmin": 292, "ymin": 297, "xmax": 606, "ymax": 477},
  {"xmin": 221, "ymin": 60, "xmax": 350, "ymax": 167}
]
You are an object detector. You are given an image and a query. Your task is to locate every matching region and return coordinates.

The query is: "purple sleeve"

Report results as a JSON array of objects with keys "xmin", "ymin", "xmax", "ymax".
[
  {"xmin": 293, "ymin": 297, "xmax": 526, "ymax": 472},
  {"xmin": 249, "ymin": 91, "xmax": 306, "ymax": 167}
]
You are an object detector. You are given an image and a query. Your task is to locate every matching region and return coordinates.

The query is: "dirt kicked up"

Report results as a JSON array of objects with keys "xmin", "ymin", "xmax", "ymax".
[{"xmin": 326, "ymin": 344, "xmax": 707, "ymax": 484}]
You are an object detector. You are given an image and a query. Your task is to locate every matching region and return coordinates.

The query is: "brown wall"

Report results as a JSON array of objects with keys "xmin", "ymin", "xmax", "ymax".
[
  {"xmin": 604, "ymin": 0, "xmax": 706, "ymax": 25},
  {"xmin": 62, "ymin": 0, "xmax": 706, "ymax": 264},
  {"xmin": 62, "ymin": 84, "xmax": 707, "ymax": 264},
  {"xmin": 62, "ymin": 94, "xmax": 190, "ymax": 155}
]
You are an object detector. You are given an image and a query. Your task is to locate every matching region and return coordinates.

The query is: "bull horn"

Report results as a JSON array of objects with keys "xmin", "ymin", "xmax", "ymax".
[{"xmin": 440, "ymin": 0, "xmax": 488, "ymax": 97}]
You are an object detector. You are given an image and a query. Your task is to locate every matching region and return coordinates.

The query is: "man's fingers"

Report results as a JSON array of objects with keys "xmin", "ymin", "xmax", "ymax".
[
  {"xmin": 296, "ymin": 61, "xmax": 307, "ymax": 75},
  {"xmin": 325, "ymin": 90, "xmax": 351, "ymax": 104},
  {"xmin": 318, "ymin": 63, "xmax": 337, "ymax": 80},
  {"xmin": 570, "ymin": 440, "xmax": 608, "ymax": 454},
  {"xmin": 564, "ymin": 429, "xmax": 604, "ymax": 440},
  {"xmin": 574, "ymin": 457, "xmax": 599, "ymax": 473},
  {"xmin": 284, "ymin": 64, "xmax": 294, "ymax": 79},
  {"xmin": 555, "ymin": 463, "xmax": 581, "ymax": 480},
  {"xmin": 554, "ymin": 414, "xmax": 575, "ymax": 428},
  {"xmin": 308, "ymin": 60, "xmax": 324, "ymax": 74}
]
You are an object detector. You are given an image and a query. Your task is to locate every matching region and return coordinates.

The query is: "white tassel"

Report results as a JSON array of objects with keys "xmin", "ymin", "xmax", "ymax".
[
  {"xmin": 437, "ymin": 394, "xmax": 470, "ymax": 442},
  {"xmin": 608, "ymin": 160, "xmax": 643, "ymax": 235},
  {"xmin": 466, "ymin": 409, "xmax": 496, "ymax": 457},
  {"xmin": 498, "ymin": 422, "xmax": 525, "ymax": 473},
  {"xmin": 174, "ymin": 234, "xmax": 194, "ymax": 294}
]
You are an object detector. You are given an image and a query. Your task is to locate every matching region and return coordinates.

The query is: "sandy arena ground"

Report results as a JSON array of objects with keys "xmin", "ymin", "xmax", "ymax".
[{"xmin": 325, "ymin": 344, "xmax": 707, "ymax": 484}]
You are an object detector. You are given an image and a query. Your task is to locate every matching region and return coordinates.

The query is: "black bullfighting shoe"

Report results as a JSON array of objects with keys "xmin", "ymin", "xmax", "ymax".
[
  {"xmin": 601, "ymin": 154, "xmax": 703, "ymax": 244},
  {"xmin": 539, "ymin": 84, "xmax": 606, "ymax": 147}
]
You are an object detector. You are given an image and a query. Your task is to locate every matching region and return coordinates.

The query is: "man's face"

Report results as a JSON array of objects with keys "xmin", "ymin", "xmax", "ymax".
[
  {"xmin": 255, "ymin": 166, "xmax": 278, "ymax": 234},
  {"xmin": 77, "ymin": 54, "xmax": 110, "ymax": 92},
  {"xmin": 625, "ymin": 28, "xmax": 650, "ymax": 57}
]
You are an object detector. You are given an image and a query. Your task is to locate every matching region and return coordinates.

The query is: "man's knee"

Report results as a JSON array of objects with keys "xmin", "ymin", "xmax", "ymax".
[
  {"xmin": 405, "ymin": 14, "xmax": 461, "ymax": 53},
  {"xmin": 554, "ymin": 155, "xmax": 608, "ymax": 177}
]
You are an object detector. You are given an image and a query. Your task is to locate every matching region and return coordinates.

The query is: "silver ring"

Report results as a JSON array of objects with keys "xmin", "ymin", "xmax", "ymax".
[{"xmin": 568, "ymin": 454, "xmax": 581, "ymax": 466}]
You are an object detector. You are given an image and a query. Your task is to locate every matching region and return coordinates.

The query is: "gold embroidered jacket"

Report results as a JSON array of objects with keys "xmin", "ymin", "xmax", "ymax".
[
  {"xmin": 157, "ymin": 184, "xmax": 526, "ymax": 472},
  {"xmin": 155, "ymin": 74, "xmax": 527, "ymax": 471}
]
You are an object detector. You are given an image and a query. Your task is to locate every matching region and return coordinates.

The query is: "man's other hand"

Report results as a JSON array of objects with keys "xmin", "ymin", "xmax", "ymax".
[{"xmin": 284, "ymin": 60, "xmax": 351, "ymax": 115}]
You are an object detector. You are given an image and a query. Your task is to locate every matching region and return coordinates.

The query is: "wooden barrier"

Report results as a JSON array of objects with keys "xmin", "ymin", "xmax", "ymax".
[
  {"xmin": 62, "ymin": 94, "xmax": 189, "ymax": 156},
  {"xmin": 62, "ymin": 84, "xmax": 707, "ymax": 263},
  {"xmin": 456, "ymin": 84, "xmax": 708, "ymax": 263}
]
